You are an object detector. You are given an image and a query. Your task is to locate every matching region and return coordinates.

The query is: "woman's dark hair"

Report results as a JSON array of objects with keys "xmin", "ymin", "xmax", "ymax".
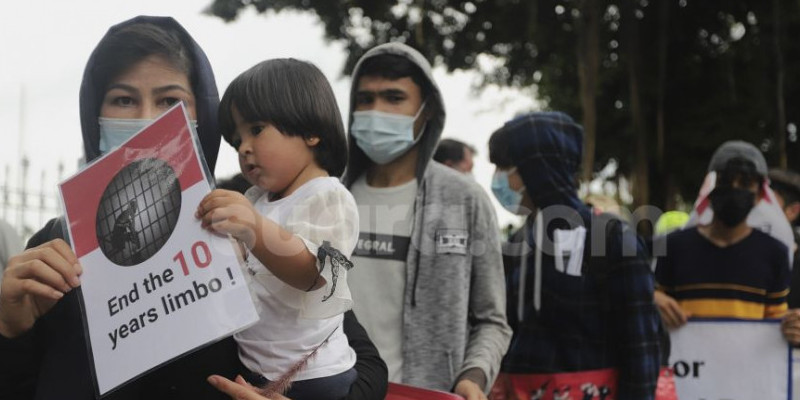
[
  {"xmin": 219, "ymin": 58, "xmax": 348, "ymax": 177},
  {"xmin": 488, "ymin": 126, "xmax": 514, "ymax": 169},
  {"xmin": 92, "ymin": 23, "xmax": 195, "ymax": 99},
  {"xmin": 356, "ymin": 53, "xmax": 432, "ymax": 101}
]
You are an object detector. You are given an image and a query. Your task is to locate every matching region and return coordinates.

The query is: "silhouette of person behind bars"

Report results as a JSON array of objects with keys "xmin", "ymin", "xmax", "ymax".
[{"xmin": 111, "ymin": 200, "xmax": 140, "ymax": 259}]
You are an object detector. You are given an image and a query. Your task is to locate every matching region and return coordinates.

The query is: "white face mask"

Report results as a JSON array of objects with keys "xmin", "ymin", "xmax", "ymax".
[
  {"xmin": 350, "ymin": 102, "xmax": 427, "ymax": 165},
  {"xmin": 98, "ymin": 117, "xmax": 198, "ymax": 154},
  {"xmin": 491, "ymin": 167, "xmax": 526, "ymax": 213}
]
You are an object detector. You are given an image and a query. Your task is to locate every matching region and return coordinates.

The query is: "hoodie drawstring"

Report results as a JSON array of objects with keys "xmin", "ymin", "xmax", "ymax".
[
  {"xmin": 518, "ymin": 210, "xmax": 543, "ymax": 321},
  {"xmin": 516, "ymin": 221, "xmax": 528, "ymax": 322}
]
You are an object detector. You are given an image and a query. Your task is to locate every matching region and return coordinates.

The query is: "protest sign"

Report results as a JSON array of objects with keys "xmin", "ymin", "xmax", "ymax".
[
  {"xmin": 668, "ymin": 319, "xmax": 791, "ymax": 400},
  {"xmin": 60, "ymin": 104, "xmax": 258, "ymax": 396}
]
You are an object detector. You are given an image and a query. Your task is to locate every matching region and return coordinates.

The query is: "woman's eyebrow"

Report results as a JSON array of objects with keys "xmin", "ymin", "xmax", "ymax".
[
  {"xmin": 153, "ymin": 84, "xmax": 192, "ymax": 95},
  {"xmin": 105, "ymin": 83, "xmax": 140, "ymax": 94}
]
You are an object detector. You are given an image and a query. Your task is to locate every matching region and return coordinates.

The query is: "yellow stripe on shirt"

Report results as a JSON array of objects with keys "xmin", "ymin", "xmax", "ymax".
[{"xmin": 679, "ymin": 298, "xmax": 786, "ymax": 320}]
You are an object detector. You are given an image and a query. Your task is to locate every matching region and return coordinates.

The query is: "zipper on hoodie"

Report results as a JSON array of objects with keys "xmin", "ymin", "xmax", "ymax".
[{"xmin": 410, "ymin": 179, "xmax": 424, "ymax": 307}]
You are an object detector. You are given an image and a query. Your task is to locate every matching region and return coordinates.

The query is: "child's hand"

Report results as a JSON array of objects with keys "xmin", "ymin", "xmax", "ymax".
[{"xmin": 196, "ymin": 189, "xmax": 260, "ymax": 248}]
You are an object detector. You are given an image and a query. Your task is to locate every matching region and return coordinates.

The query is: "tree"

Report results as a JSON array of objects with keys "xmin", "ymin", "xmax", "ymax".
[
  {"xmin": 772, "ymin": 0, "xmax": 787, "ymax": 168},
  {"xmin": 207, "ymin": 0, "xmax": 800, "ymax": 207},
  {"xmin": 621, "ymin": 0, "xmax": 647, "ymax": 209},
  {"xmin": 574, "ymin": 0, "xmax": 600, "ymax": 183}
]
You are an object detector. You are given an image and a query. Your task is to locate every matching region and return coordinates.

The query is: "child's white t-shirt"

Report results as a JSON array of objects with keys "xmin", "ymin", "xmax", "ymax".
[{"xmin": 234, "ymin": 177, "xmax": 358, "ymax": 381}]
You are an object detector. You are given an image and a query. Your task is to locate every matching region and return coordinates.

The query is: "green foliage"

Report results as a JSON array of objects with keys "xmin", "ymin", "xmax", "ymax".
[{"xmin": 208, "ymin": 0, "xmax": 800, "ymax": 206}]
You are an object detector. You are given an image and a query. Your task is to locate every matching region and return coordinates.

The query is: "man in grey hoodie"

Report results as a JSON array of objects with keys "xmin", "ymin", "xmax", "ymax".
[{"xmin": 343, "ymin": 42, "xmax": 511, "ymax": 399}]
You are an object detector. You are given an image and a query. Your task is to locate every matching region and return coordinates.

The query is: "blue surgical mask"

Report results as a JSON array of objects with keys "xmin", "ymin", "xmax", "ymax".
[
  {"xmin": 350, "ymin": 102, "xmax": 426, "ymax": 165},
  {"xmin": 491, "ymin": 168, "xmax": 525, "ymax": 213},
  {"xmin": 98, "ymin": 117, "xmax": 199, "ymax": 154}
]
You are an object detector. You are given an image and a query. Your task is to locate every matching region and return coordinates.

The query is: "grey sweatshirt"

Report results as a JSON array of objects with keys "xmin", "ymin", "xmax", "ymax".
[{"xmin": 343, "ymin": 42, "xmax": 511, "ymax": 392}]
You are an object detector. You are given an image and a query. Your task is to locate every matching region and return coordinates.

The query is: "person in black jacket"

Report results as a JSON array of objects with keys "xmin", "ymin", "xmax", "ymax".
[{"xmin": 0, "ymin": 16, "xmax": 386, "ymax": 400}]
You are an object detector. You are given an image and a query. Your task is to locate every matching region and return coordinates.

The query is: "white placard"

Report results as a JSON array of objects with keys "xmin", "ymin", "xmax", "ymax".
[
  {"xmin": 60, "ymin": 104, "xmax": 258, "ymax": 395},
  {"xmin": 669, "ymin": 319, "xmax": 791, "ymax": 400}
]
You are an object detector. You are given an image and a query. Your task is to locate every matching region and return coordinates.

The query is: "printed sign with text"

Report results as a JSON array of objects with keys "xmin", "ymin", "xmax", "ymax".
[
  {"xmin": 669, "ymin": 319, "xmax": 791, "ymax": 400},
  {"xmin": 60, "ymin": 104, "xmax": 258, "ymax": 396}
]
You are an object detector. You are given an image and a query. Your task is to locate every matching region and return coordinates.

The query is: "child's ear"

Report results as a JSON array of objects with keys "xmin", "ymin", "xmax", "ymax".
[{"xmin": 306, "ymin": 136, "xmax": 320, "ymax": 147}]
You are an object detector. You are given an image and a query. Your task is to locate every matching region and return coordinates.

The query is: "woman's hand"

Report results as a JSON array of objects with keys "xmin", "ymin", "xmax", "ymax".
[
  {"xmin": 0, "ymin": 239, "xmax": 81, "ymax": 338},
  {"xmin": 208, "ymin": 375, "xmax": 290, "ymax": 400},
  {"xmin": 196, "ymin": 189, "xmax": 261, "ymax": 249},
  {"xmin": 654, "ymin": 290, "xmax": 690, "ymax": 329}
]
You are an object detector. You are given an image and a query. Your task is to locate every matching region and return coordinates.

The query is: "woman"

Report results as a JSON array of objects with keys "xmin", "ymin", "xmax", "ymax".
[{"xmin": 0, "ymin": 16, "xmax": 386, "ymax": 400}]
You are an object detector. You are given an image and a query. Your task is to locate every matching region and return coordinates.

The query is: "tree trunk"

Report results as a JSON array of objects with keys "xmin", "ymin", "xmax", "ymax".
[
  {"xmin": 773, "ymin": 0, "xmax": 787, "ymax": 168},
  {"xmin": 623, "ymin": 0, "xmax": 649, "ymax": 212},
  {"xmin": 655, "ymin": 0, "xmax": 671, "ymax": 209},
  {"xmin": 414, "ymin": 0, "xmax": 425, "ymax": 47},
  {"xmin": 576, "ymin": 0, "xmax": 599, "ymax": 183}
]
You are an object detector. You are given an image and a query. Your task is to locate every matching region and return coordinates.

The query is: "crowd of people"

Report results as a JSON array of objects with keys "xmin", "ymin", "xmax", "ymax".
[{"xmin": 0, "ymin": 15, "xmax": 798, "ymax": 400}]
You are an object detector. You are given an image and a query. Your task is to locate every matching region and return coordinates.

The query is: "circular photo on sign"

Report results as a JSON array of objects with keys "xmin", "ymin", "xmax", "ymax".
[{"xmin": 96, "ymin": 158, "xmax": 181, "ymax": 266}]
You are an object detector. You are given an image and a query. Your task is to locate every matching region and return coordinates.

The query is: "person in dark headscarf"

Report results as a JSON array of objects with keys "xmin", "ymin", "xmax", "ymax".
[{"xmin": 0, "ymin": 17, "xmax": 386, "ymax": 400}]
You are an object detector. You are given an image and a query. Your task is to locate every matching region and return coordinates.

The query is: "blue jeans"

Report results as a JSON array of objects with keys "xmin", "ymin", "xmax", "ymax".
[{"xmin": 242, "ymin": 367, "xmax": 357, "ymax": 400}]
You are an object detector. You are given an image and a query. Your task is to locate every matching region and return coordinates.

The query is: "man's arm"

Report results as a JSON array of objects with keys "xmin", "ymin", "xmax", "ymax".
[
  {"xmin": 342, "ymin": 310, "xmax": 388, "ymax": 400},
  {"xmin": 454, "ymin": 190, "xmax": 512, "ymax": 394}
]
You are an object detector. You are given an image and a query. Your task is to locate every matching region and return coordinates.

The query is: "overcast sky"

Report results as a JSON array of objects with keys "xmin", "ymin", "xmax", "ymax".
[{"xmin": 0, "ymin": 0, "xmax": 537, "ymax": 232}]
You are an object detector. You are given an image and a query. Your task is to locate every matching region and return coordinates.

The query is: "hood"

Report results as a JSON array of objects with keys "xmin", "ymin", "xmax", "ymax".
[
  {"xmin": 342, "ymin": 42, "xmax": 446, "ymax": 187},
  {"xmin": 79, "ymin": 16, "xmax": 221, "ymax": 173},
  {"xmin": 707, "ymin": 140, "xmax": 768, "ymax": 176},
  {"xmin": 501, "ymin": 112, "xmax": 585, "ymax": 211}
]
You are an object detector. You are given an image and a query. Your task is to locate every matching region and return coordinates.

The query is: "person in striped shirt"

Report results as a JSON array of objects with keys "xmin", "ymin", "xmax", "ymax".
[{"xmin": 655, "ymin": 147, "xmax": 791, "ymax": 326}]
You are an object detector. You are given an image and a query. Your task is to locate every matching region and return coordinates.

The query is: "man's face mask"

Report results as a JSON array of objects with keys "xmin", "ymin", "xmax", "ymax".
[
  {"xmin": 98, "ymin": 117, "xmax": 198, "ymax": 154},
  {"xmin": 350, "ymin": 102, "xmax": 426, "ymax": 165},
  {"xmin": 491, "ymin": 167, "xmax": 526, "ymax": 213},
  {"xmin": 709, "ymin": 186, "xmax": 756, "ymax": 227}
]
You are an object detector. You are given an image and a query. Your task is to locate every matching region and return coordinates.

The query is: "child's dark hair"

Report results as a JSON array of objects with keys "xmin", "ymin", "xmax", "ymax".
[
  {"xmin": 356, "ymin": 53, "xmax": 433, "ymax": 102},
  {"xmin": 219, "ymin": 59, "xmax": 348, "ymax": 177},
  {"xmin": 92, "ymin": 23, "xmax": 194, "ymax": 101}
]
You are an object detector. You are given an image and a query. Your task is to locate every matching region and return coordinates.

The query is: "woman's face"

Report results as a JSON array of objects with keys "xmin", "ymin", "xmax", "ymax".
[{"xmin": 100, "ymin": 54, "xmax": 196, "ymax": 120}]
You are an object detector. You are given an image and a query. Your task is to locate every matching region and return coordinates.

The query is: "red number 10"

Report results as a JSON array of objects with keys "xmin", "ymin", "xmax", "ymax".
[{"xmin": 173, "ymin": 240, "xmax": 212, "ymax": 276}]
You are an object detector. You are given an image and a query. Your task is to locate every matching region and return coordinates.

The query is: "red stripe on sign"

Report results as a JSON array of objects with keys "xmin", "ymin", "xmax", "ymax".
[{"xmin": 60, "ymin": 106, "xmax": 207, "ymax": 258}]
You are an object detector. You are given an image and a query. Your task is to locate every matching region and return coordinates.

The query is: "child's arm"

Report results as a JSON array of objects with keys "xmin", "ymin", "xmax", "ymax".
[{"xmin": 196, "ymin": 189, "xmax": 324, "ymax": 291}]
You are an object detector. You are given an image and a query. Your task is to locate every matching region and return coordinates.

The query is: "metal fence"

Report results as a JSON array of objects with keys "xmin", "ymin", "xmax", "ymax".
[{"xmin": 0, "ymin": 158, "xmax": 66, "ymax": 242}]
